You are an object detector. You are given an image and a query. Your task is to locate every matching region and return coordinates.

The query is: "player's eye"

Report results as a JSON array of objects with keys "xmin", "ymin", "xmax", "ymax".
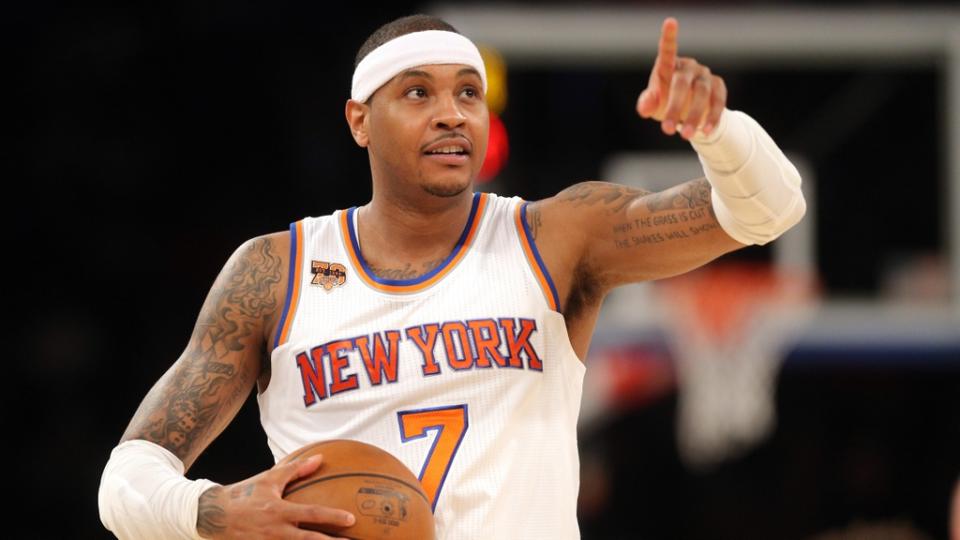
[
  {"xmin": 460, "ymin": 86, "xmax": 480, "ymax": 99},
  {"xmin": 405, "ymin": 87, "xmax": 427, "ymax": 99}
]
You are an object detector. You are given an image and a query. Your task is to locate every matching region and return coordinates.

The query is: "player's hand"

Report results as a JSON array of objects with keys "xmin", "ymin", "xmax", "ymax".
[
  {"xmin": 636, "ymin": 17, "xmax": 728, "ymax": 140},
  {"xmin": 198, "ymin": 454, "xmax": 355, "ymax": 540}
]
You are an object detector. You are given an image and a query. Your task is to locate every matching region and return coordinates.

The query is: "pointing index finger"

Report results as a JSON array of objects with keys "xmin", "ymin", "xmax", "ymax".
[{"xmin": 655, "ymin": 17, "xmax": 679, "ymax": 78}]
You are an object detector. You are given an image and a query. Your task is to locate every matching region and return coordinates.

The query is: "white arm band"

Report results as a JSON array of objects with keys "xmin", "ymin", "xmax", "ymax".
[
  {"xmin": 98, "ymin": 439, "xmax": 221, "ymax": 540},
  {"xmin": 690, "ymin": 109, "xmax": 806, "ymax": 245}
]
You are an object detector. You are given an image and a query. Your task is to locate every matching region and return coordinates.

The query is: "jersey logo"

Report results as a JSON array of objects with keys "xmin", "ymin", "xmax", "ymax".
[{"xmin": 311, "ymin": 260, "xmax": 347, "ymax": 290}]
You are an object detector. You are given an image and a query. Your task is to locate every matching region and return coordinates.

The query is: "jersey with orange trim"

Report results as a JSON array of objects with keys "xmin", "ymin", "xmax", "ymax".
[{"xmin": 258, "ymin": 192, "xmax": 585, "ymax": 539}]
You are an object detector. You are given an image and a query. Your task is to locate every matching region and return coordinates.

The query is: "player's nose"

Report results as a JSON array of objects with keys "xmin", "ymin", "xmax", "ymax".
[{"xmin": 431, "ymin": 96, "xmax": 466, "ymax": 130}]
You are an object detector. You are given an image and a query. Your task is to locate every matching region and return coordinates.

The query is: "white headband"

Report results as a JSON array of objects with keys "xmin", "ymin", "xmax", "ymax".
[{"xmin": 351, "ymin": 30, "xmax": 488, "ymax": 102}]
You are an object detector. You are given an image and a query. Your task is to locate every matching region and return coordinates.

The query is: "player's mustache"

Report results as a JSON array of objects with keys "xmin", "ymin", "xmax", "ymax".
[{"xmin": 421, "ymin": 132, "xmax": 472, "ymax": 153}]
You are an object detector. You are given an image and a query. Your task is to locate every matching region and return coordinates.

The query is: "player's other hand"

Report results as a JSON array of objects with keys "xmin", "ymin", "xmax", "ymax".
[
  {"xmin": 197, "ymin": 454, "xmax": 355, "ymax": 539},
  {"xmin": 636, "ymin": 17, "xmax": 728, "ymax": 140}
]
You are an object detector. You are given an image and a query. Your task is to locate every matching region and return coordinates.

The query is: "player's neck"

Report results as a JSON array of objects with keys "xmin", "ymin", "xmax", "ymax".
[{"xmin": 357, "ymin": 190, "xmax": 475, "ymax": 268}]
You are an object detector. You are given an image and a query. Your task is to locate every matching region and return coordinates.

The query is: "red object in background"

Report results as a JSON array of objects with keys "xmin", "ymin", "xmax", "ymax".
[
  {"xmin": 605, "ymin": 344, "xmax": 675, "ymax": 410},
  {"xmin": 478, "ymin": 112, "xmax": 508, "ymax": 183}
]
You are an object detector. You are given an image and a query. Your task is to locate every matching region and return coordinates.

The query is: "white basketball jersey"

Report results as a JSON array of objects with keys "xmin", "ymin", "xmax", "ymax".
[{"xmin": 258, "ymin": 192, "xmax": 585, "ymax": 539}]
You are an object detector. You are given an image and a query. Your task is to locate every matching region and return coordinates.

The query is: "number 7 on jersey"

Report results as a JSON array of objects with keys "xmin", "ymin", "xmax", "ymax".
[{"xmin": 397, "ymin": 404, "xmax": 469, "ymax": 510}]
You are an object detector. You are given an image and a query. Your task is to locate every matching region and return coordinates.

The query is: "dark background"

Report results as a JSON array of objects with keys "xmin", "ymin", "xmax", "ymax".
[{"xmin": 10, "ymin": 1, "xmax": 959, "ymax": 538}]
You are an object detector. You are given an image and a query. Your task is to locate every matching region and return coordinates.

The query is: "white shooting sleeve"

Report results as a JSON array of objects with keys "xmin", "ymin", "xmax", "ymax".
[
  {"xmin": 98, "ymin": 439, "xmax": 220, "ymax": 540},
  {"xmin": 690, "ymin": 109, "xmax": 806, "ymax": 245}
]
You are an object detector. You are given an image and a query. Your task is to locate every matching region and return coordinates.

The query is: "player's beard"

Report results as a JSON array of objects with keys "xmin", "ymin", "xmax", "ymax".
[{"xmin": 421, "ymin": 177, "xmax": 471, "ymax": 198}]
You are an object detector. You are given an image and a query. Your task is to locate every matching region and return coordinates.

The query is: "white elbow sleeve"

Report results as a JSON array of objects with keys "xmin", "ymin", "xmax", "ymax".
[
  {"xmin": 98, "ymin": 439, "xmax": 220, "ymax": 540},
  {"xmin": 690, "ymin": 109, "xmax": 806, "ymax": 245}
]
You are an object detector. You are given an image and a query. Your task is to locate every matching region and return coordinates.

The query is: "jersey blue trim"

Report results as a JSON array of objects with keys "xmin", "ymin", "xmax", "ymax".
[
  {"xmin": 520, "ymin": 202, "xmax": 561, "ymax": 312},
  {"xmin": 273, "ymin": 221, "xmax": 299, "ymax": 350},
  {"xmin": 346, "ymin": 192, "xmax": 482, "ymax": 287}
]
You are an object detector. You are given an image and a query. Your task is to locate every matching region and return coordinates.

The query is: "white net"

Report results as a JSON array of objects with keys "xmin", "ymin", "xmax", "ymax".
[{"xmin": 656, "ymin": 263, "xmax": 816, "ymax": 470}]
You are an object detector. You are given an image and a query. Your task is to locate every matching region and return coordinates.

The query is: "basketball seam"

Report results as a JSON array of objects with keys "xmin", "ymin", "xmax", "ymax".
[{"xmin": 284, "ymin": 472, "xmax": 430, "ymax": 504}]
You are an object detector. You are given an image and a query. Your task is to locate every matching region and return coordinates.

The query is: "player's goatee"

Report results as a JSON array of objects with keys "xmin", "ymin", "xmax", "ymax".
[{"xmin": 423, "ymin": 182, "xmax": 470, "ymax": 198}]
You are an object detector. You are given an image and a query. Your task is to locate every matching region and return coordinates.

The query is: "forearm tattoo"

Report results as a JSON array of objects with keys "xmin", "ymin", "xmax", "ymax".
[
  {"xmin": 197, "ymin": 487, "xmax": 227, "ymax": 536},
  {"xmin": 125, "ymin": 237, "xmax": 283, "ymax": 461}
]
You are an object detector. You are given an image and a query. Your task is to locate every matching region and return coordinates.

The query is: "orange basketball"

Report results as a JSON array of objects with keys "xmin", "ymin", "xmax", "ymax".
[{"xmin": 278, "ymin": 439, "xmax": 435, "ymax": 540}]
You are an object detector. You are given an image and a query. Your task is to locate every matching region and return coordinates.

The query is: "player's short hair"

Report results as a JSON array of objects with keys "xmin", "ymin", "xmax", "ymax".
[{"xmin": 354, "ymin": 14, "xmax": 459, "ymax": 69}]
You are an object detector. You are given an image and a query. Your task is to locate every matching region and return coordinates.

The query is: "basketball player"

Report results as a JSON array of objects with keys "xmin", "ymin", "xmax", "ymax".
[{"xmin": 99, "ymin": 14, "xmax": 805, "ymax": 539}]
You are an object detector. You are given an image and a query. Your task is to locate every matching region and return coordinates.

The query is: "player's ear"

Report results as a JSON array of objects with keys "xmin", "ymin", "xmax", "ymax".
[{"xmin": 345, "ymin": 99, "xmax": 370, "ymax": 148}]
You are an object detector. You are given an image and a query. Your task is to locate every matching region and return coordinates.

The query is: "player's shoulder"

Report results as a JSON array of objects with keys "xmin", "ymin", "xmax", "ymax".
[
  {"xmin": 216, "ymin": 230, "xmax": 293, "ymax": 301},
  {"xmin": 225, "ymin": 230, "xmax": 293, "ymax": 344},
  {"xmin": 231, "ymin": 229, "xmax": 292, "ymax": 266},
  {"xmin": 256, "ymin": 229, "xmax": 292, "ymax": 252}
]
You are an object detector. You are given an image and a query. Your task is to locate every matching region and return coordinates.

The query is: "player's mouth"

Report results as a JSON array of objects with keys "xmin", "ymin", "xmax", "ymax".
[{"xmin": 422, "ymin": 137, "xmax": 472, "ymax": 166}]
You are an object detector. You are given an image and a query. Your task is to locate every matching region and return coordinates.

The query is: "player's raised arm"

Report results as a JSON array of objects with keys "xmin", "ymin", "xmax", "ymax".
[
  {"xmin": 530, "ymin": 17, "xmax": 805, "ymax": 289},
  {"xmin": 98, "ymin": 232, "xmax": 356, "ymax": 539}
]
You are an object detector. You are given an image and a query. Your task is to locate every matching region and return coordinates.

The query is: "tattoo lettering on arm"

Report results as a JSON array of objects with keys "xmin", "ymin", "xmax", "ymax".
[
  {"xmin": 543, "ymin": 178, "xmax": 737, "ymax": 292},
  {"xmin": 611, "ymin": 178, "xmax": 720, "ymax": 249},
  {"xmin": 124, "ymin": 237, "xmax": 283, "ymax": 463}
]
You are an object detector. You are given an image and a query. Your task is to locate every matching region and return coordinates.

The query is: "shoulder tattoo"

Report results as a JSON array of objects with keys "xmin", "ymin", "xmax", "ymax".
[{"xmin": 125, "ymin": 237, "xmax": 283, "ymax": 461}]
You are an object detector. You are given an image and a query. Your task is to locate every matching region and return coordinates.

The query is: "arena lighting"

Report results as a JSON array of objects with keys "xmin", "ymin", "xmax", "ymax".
[
  {"xmin": 480, "ymin": 45, "xmax": 507, "ymax": 115},
  {"xmin": 478, "ymin": 111, "xmax": 508, "ymax": 183},
  {"xmin": 478, "ymin": 45, "xmax": 508, "ymax": 182}
]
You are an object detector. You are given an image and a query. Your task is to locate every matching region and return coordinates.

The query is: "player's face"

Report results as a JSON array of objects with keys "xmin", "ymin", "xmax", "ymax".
[{"xmin": 366, "ymin": 64, "xmax": 489, "ymax": 198}]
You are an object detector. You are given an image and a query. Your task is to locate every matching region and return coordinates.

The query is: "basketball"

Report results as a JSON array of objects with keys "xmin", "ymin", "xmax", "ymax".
[{"xmin": 278, "ymin": 439, "xmax": 435, "ymax": 540}]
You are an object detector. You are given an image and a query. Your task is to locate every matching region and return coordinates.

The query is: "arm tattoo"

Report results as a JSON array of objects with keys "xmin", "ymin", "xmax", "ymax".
[
  {"xmin": 643, "ymin": 178, "xmax": 713, "ymax": 214},
  {"xmin": 526, "ymin": 204, "xmax": 543, "ymax": 241},
  {"xmin": 558, "ymin": 181, "xmax": 653, "ymax": 214},
  {"xmin": 125, "ymin": 237, "xmax": 283, "ymax": 461},
  {"xmin": 610, "ymin": 178, "xmax": 720, "ymax": 248},
  {"xmin": 197, "ymin": 487, "xmax": 226, "ymax": 536}
]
